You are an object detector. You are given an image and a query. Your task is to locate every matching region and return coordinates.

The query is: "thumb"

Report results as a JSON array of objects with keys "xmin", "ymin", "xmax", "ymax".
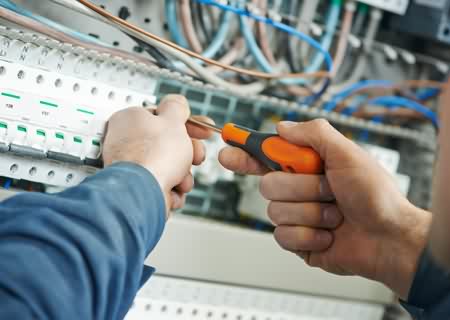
[
  {"xmin": 158, "ymin": 94, "xmax": 191, "ymax": 123},
  {"xmin": 276, "ymin": 119, "xmax": 364, "ymax": 167}
]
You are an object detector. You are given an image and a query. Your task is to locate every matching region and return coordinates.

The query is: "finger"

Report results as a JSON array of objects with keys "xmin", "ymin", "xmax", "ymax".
[
  {"xmin": 260, "ymin": 171, "xmax": 334, "ymax": 202},
  {"xmin": 274, "ymin": 225, "xmax": 333, "ymax": 252},
  {"xmin": 192, "ymin": 139, "xmax": 206, "ymax": 166},
  {"xmin": 187, "ymin": 116, "xmax": 215, "ymax": 139},
  {"xmin": 276, "ymin": 119, "xmax": 365, "ymax": 168},
  {"xmin": 219, "ymin": 146, "xmax": 269, "ymax": 175},
  {"xmin": 158, "ymin": 94, "xmax": 191, "ymax": 123},
  {"xmin": 170, "ymin": 191, "xmax": 187, "ymax": 210},
  {"xmin": 175, "ymin": 173, "xmax": 194, "ymax": 194},
  {"xmin": 268, "ymin": 202, "xmax": 342, "ymax": 229},
  {"xmin": 296, "ymin": 251, "xmax": 311, "ymax": 264}
]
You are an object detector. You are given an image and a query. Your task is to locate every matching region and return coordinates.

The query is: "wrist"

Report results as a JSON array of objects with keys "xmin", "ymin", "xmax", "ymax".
[{"xmin": 378, "ymin": 200, "xmax": 432, "ymax": 299}]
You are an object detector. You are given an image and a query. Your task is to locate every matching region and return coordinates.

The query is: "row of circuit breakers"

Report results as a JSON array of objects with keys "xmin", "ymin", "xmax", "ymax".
[{"xmin": 0, "ymin": 34, "xmax": 158, "ymax": 187}]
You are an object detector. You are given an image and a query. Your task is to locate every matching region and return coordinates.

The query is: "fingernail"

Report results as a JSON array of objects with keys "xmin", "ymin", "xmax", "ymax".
[
  {"xmin": 323, "ymin": 206, "xmax": 341, "ymax": 227},
  {"xmin": 279, "ymin": 121, "xmax": 297, "ymax": 128}
]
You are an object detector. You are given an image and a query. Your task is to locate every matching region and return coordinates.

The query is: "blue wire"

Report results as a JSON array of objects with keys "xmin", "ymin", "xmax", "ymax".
[
  {"xmin": 202, "ymin": 10, "xmax": 233, "ymax": 58},
  {"xmin": 200, "ymin": 0, "xmax": 333, "ymax": 103},
  {"xmin": 166, "ymin": 0, "xmax": 233, "ymax": 59},
  {"xmin": 341, "ymin": 95, "xmax": 368, "ymax": 116},
  {"xmin": 165, "ymin": 0, "xmax": 189, "ymax": 48},
  {"xmin": 239, "ymin": 15, "xmax": 272, "ymax": 72},
  {"xmin": 238, "ymin": 1, "xmax": 340, "ymax": 82},
  {"xmin": 323, "ymin": 80, "xmax": 393, "ymax": 112},
  {"xmin": 416, "ymin": 88, "xmax": 440, "ymax": 101},
  {"xmin": 0, "ymin": 0, "xmax": 107, "ymax": 46},
  {"xmin": 194, "ymin": 0, "xmax": 333, "ymax": 71},
  {"xmin": 296, "ymin": 1, "xmax": 341, "ymax": 82},
  {"xmin": 364, "ymin": 96, "xmax": 439, "ymax": 127}
]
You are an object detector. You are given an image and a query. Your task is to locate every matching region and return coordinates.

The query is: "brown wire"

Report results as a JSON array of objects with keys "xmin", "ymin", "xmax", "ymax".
[
  {"xmin": 180, "ymin": 0, "xmax": 203, "ymax": 53},
  {"xmin": 256, "ymin": 0, "xmax": 277, "ymax": 66},
  {"xmin": 333, "ymin": 80, "xmax": 445, "ymax": 112},
  {"xmin": 0, "ymin": 6, "xmax": 154, "ymax": 66},
  {"xmin": 330, "ymin": 3, "xmax": 354, "ymax": 78},
  {"xmin": 76, "ymin": 0, "xmax": 330, "ymax": 80},
  {"xmin": 206, "ymin": 38, "xmax": 246, "ymax": 73},
  {"xmin": 354, "ymin": 108, "xmax": 426, "ymax": 121}
]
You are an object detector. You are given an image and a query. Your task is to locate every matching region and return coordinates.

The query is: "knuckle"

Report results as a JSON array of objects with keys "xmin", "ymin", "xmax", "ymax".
[
  {"xmin": 110, "ymin": 107, "xmax": 142, "ymax": 120},
  {"xmin": 260, "ymin": 173, "xmax": 278, "ymax": 200},
  {"xmin": 267, "ymin": 202, "xmax": 279, "ymax": 224},
  {"xmin": 164, "ymin": 94, "xmax": 189, "ymax": 107},
  {"xmin": 259, "ymin": 175, "xmax": 270, "ymax": 199},
  {"xmin": 312, "ymin": 118, "xmax": 331, "ymax": 131},
  {"xmin": 273, "ymin": 227, "xmax": 290, "ymax": 249}
]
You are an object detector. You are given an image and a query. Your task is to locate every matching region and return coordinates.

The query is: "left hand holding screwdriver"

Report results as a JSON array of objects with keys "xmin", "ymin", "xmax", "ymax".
[{"xmin": 103, "ymin": 94, "xmax": 214, "ymax": 216}]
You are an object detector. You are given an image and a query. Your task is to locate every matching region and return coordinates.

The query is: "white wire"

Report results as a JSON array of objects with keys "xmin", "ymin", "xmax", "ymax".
[
  {"xmin": 47, "ymin": 0, "xmax": 269, "ymax": 95},
  {"xmin": 329, "ymin": 8, "xmax": 383, "ymax": 94},
  {"xmin": 296, "ymin": 0, "xmax": 320, "ymax": 66}
]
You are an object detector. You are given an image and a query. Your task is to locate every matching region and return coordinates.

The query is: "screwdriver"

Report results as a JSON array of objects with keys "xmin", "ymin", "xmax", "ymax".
[{"xmin": 188, "ymin": 118, "xmax": 324, "ymax": 175}]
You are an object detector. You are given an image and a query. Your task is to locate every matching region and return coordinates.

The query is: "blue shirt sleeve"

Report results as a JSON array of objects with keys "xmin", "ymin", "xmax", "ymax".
[
  {"xmin": 401, "ymin": 248, "xmax": 450, "ymax": 319},
  {"xmin": 0, "ymin": 162, "xmax": 166, "ymax": 320}
]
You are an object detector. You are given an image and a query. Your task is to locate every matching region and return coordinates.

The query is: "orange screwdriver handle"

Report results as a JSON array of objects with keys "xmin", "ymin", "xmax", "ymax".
[{"xmin": 222, "ymin": 123, "xmax": 324, "ymax": 174}]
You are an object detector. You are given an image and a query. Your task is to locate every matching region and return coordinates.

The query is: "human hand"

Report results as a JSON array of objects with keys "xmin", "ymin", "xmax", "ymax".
[
  {"xmin": 103, "ymin": 95, "xmax": 213, "ymax": 215},
  {"xmin": 219, "ymin": 119, "xmax": 431, "ymax": 298}
]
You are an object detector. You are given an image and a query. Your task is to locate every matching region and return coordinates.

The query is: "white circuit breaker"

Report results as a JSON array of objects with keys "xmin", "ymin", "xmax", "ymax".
[{"xmin": 0, "ymin": 29, "xmax": 157, "ymax": 187}]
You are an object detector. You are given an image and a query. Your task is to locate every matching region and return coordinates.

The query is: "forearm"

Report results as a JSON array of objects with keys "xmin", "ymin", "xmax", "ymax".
[{"xmin": 0, "ymin": 162, "xmax": 166, "ymax": 320}]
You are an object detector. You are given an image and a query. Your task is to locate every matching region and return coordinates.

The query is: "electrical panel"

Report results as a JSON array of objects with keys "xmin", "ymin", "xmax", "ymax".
[
  {"xmin": 0, "ymin": 0, "xmax": 446, "ymax": 319},
  {"xmin": 390, "ymin": 0, "xmax": 450, "ymax": 44},
  {"xmin": 357, "ymin": 0, "xmax": 410, "ymax": 14},
  {"xmin": 0, "ymin": 33, "xmax": 157, "ymax": 186}
]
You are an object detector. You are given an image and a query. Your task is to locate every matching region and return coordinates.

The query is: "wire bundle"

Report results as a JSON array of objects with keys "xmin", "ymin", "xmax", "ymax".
[{"xmin": 0, "ymin": 0, "xmax": 445, "ymax": 128}]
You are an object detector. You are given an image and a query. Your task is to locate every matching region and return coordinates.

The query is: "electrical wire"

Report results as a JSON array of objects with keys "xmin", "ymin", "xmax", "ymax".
[
  {"xmin": 355, "ymin": 96, "xmax": 439, "ymax": 127},
  {"xmin": 128, "ymin": 35, "xmax": 177, "ymax": 70},
  {"xmin": 329, "ymin": 7, "xmax": 383, "ymax": 94},
  {"xmin": 214, "ymin": 0, "xmax": 332, "ymax": 101},
  {"xmin": 165, "ymin": 0, "xmax": 189, "ymax": 48},
  {"xmin": 0, "ymin": 5, "xmax": 154, "ymax": 66},
  {"xmin": 74, "ymin": 1, "xmax": 267, "ymax": 95},
  {"xmin": 194, "ymin": 1, "xmax": 213, "ymax": 43},
  {"xmin": 0, "ymin": 0, "xmax": 178, "ymax": 72},
  {"xmin": 0, "ymin": 0, "xmax": 105, "ymax": 45},
  {"xmin": 330, "ymin": 1, "xmax": 356, "ymax": 78},
  {"xmin": 179, "ymin": 0, "xmax": 234, "ymax": 59},
  {"xmin": 206, "ymin": 38, "xmax": 245, "ymax": 72},
  {"xmin": 351, "ymin": 2, "xmax": 368, "ymax": 35},
  {"xmin": 237, "ymin": 6, "xmax": 311, "ymax": 96},
  {"xmin": 76, "ymin": 0, "xmax": 330, "ymax": 81},
  {"xmin": 323, "ymin": 79, "xmax": 445, "ymax": 112},
  {"xmin": 238, "ymin": 0, "xmax": 336, "ymax": 78},
  {"xmin": 256, "ymin": 0, "xmax": 277, "ymax": 66},
  {"xmin": 295, "ymin": 0, "xmax": 320, "ymax": 70},
  {"xmin": 302, "ymin": 0, "xmax": 342, "ymax": 78},
  {"xmin": 180, "ymin": 0, "xmax": 203, "ymax": 53},
  {"xmin": 334, "ymin": 80, "xmax": 445, "ymax": 112}
]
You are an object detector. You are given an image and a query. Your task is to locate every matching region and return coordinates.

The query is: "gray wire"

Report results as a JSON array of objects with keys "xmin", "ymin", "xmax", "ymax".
[
  {"xmin": 296, "ymin": 0, "xmax": 320, "ymax": 66},
  {"xmin": 329, "ymin": 8, "xmax": 383, "ymax": 94},
  {"xmin": 49, "ymin": 0, "xmax": 269, "ymax": 95}
]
